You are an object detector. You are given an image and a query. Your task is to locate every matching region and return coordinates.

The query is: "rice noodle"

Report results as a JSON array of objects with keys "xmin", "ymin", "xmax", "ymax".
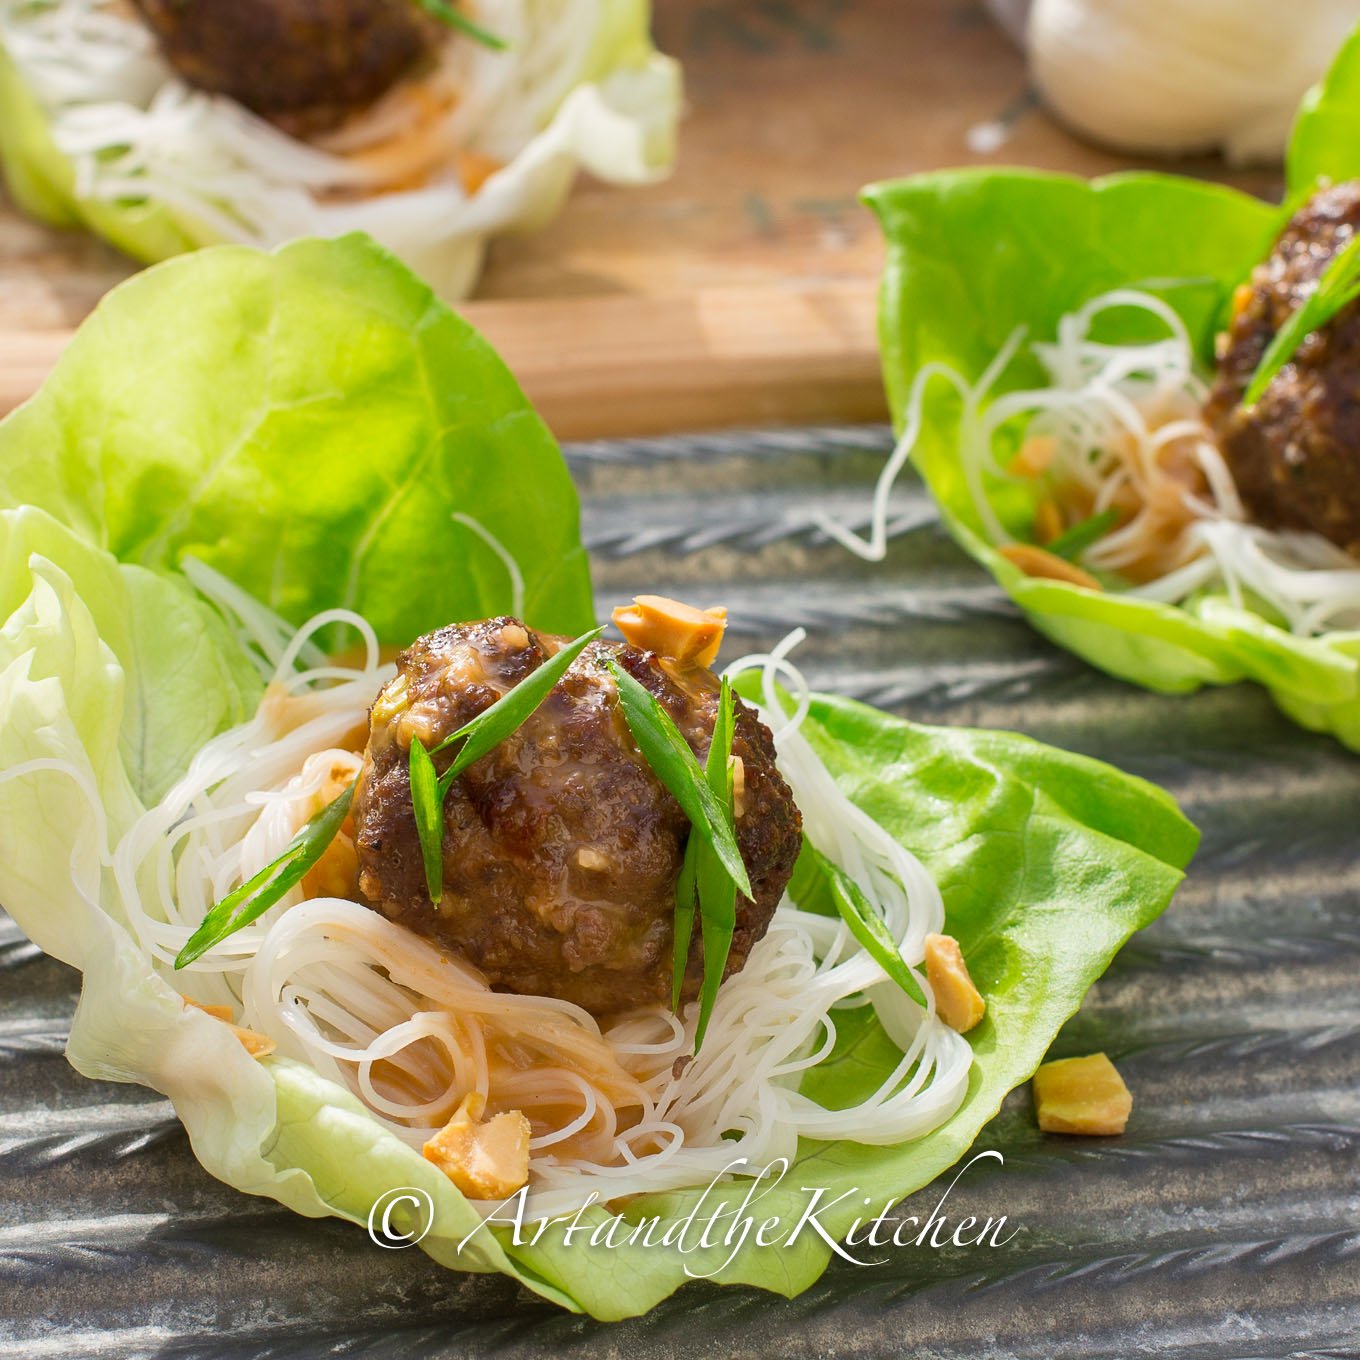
[
  {"xmin": 818, "ymin": 289, "xmax": 1360, "ymax": 636},
  {"xmin": 97, "ymin": 591, "xmax": 972, "ymax": 1219}
]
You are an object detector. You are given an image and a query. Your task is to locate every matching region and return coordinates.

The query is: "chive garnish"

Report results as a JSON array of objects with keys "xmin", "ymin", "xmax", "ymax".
[
  {"xmin": 409, "ymin": 736, "xmax": 444, "ymax": 903},
  {"xmin": 1242, "ymin": 232, "xmax": 1360, "ymax": 407},
  {"xmin": 1045, "ymin": 508, "xmax": 1120, "ymax": 562},
  {"xmin": 692, "ymin": 677, "xmax": 738, "ymax": 1049},
  {"xmin": 605, "ymin": 659, "xmax": 752, "ymax": 902},
  {"xmin": 672, "ymin": 835, "xmax": 699, "ymax": 1012},
  {"xmin": 430, "ymin": 627, "xmax": 603, "ymax": 765},
  {"xmin": 805, "ymin": 845, "xmax": 927, "ymax": 1009},
  {"xmin": 174, "ymin": 780, "xmax": 357, "ymax": 968},
  {"xmin": 611, "ymin": 665, "xmax": 742, "ymax": 1049},
  {"xmin": 412, "ymin": 627, "xmax": 604, "ymax": 902},
  {"xmin": 413, "ymin": 0, "xmax": 507, "ymax": 49}
]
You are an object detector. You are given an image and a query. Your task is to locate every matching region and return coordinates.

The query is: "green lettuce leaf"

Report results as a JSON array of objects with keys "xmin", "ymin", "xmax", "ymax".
[
  {"xmin": 0, "ymin": 233, "xmax": 593, "ymax": 643},
  {"xmin": 866, "ymin": 68, "xmax": 1360, "ymax": 747},
  {"xmin": 0, "ymin": 236, "xmax": 1195, "ymax": 1318},
  {"xmin": 1288, "ymin": 21, "xmax": 1360, "ymax": 197},
  {"xmin": 0, "ymin": 0, "xmax": 679, "ymax": 298}
]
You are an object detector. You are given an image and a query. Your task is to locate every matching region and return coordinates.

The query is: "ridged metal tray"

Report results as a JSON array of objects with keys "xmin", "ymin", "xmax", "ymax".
[{"xmin": 2, "ymin": 427, "xmax": 1358, "ymax": 1358}]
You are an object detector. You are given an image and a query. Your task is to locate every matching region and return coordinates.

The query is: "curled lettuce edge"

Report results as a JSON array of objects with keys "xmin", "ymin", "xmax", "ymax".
[
  {"xmin": 0, "ymin": 1, "xmax": 680, "ymax": 298},
  {"xmin": 864, "ymin": 158, "xmax": 1360, "ymax": 752},
  {"xmin": 0, "ymin": 235, "xmax": 1198, "ymax": 1317}
]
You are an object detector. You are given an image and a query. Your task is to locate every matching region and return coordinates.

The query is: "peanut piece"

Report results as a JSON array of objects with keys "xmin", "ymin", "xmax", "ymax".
[
  {"xmin": 181, "ymin": 996, "xmax": 275, "ymax": 1059},
  {"xmin": 923, "ymin": 933, "xmax": 985, "ymax": 1034},
  {"xmin": 1008, "ymin": 435, "xmax": 1057, "ymax": 479},
  {"xmin": 612, "ymin": 595, "xmax": 728, "ymax": 669},
  {"xmin": 229, "ymin": 1025, "xmax": 277, "ymax": 1060},
  {"xmin": 181, "ymin": 995, "xmax": 235, "ymax": 1023},
  {"xmin": 423, "ymin": 1093, "xmax": 531, "ymax": 1200},
  {"xmin": 303, "ymin": 829, "xmax": 360, "ymax": 900},
  {"xmin": 1032, "ymin": 499, "xmax": 1063, "ymax": 545},
  {"xmin": 1033, "ymin": 1053, "xmax": 1132, "ymax": 1136}
]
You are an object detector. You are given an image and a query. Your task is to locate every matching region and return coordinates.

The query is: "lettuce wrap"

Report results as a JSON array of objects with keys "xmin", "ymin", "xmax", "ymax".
[
  {"xmin": 866, "ymin": 24, "xmax": 1360, "ymax": 751},
  {"xmin": 0, "ymin": 0, "xmax": 679, "ymax": 299},
  {"xmin": 0, "ymin": 234, "xmax": 1196, "ymax": 1319}
]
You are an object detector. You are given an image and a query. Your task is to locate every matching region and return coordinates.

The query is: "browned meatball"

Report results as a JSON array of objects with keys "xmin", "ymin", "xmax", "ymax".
[
  {"xmin": 351, "ymin": 618, "xmax": 803, "ymax": 1016},
  {"xmin": 1205, "ymin": 180, "xmax": 1360, "ymax": 558},
  {"xmin": 130, "ymin": 0, "xmax": 443, "ymax": 133}
]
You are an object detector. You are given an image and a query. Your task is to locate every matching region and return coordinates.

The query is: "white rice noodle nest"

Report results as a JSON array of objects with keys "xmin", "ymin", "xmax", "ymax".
[
  {"xmin": 818, "ymin": 288, "xmax": 1360, "ymax": 637},
  {"xmin": 119, "ymin": 574, "xmax": 972, "ymax": 1220},
  {"xmin": 0, "ymin": 0, "xmax": 681, "ymax": 298}
]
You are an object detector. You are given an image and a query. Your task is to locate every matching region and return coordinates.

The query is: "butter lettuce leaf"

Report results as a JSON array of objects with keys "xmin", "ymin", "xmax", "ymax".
[
  {"xmin": 0, "ymin": 237, "xmax": 1194, "ymax": 1318},
  {"xmin": 0, "ymin": 233, "xmax": 593, "ymax": 643},
  {"xmin": 866, "ymin": 85, "xmax": 1360, "ymax": 746}
]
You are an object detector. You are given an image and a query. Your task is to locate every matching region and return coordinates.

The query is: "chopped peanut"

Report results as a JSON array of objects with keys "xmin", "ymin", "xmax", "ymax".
[
  {"xmin": 612, "ymin": 596, "xmax": 728, "ymax": 669},
  {"xmin": 229, "ymin": 1025, "xmax": 277, "ymax": 1060},
  {"xmin": 575, "ymin": 847, "xmax": 609, "ymax": 871},
  {"xmin": 1008, "ymin": 435, "xmax": 1057, "ymax": 479},
  {"xmin": 456, "ymin": 150, "xmax": 502, "ymax": 196},
  {"xmin": 997, "ymin": 543, "xmax": 1103, "ymax": 591},
  {"xmin": 181, "ymin": 996, "xmax": 276, "ymax": 1059},
  {"xmin": 924, "ymin": 933, "xmax": 985, "ymax": 1034},
  {"xmin": 181, "ymin": 995, "xmax": 234, "ymax": 1023},
  {"xmin": 1033, "ymin": 1053, "xmax": 1132, "ymax": 1136},
  {"xmin": 304, "ymin": 828, "xmax": 360, "ymax": 900},
  {"xmin": 1230, "ymin": 282, "xmax": 1254, "ymax": 322},
  {"xmin": 423, "ymin": 1093, "xmax": 531, "ymax": 1200},
  {"xmin": 1032, "ymin": 498, "xmax": 1063, "ymax": 545}
]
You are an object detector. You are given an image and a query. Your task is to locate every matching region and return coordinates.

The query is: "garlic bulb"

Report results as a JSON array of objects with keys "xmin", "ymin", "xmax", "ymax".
[{"xmin": 1027, "ymin": 0, "xmax": 1360, "ymax": 163}]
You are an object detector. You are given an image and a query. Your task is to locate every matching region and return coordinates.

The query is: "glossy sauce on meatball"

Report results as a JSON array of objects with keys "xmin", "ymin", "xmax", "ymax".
[
  {"xmin": 130, "ymin": 0, "xmax": 443, "ymax": 133},
  {"xmin": 351, "ymin": 619, "xmax": 802, "ymax": 1016},
  {"xmin": 1205, "ymin": 180, "xmax": 1360, "ymax": 558}
]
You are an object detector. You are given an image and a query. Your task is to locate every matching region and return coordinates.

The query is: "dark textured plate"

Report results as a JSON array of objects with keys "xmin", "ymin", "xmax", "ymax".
[{"xmin": 2, "ymin": 427, "xmax": 1358, "ymax": 1358}]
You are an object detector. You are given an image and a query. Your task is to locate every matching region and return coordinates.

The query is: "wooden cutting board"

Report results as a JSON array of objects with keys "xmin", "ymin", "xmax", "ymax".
[{"xmin": 0, "ymin": 0, "xmax": 1278, "ymax": 439}]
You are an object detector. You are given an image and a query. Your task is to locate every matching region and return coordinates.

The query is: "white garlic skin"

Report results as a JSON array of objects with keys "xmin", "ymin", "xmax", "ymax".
[{"xmin": 1027, "ymin": 0, "xmax": 1360, "ymax": 163}]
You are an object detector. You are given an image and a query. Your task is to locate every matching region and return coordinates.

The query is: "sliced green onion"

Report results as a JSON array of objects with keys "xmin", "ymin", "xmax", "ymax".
[
  {"xmin": 1046, "ymin": 508, "xmax": 1120, "ymax": 562},
  {"xmin": 410, "ymin": 627, "xmax": 603, "ymax": 896},
  {"xmin": 805, "ymin": 844, "xmax": 927, "ymax": 1009},
  {"xmin": 605, "ymin": 659, "xmax": 752, "ymax": 901},
  {"xmin": 432, "ymin": 628, "xmax": 603, "ymax": 768},
  {"xmin": 1243, "ymin": 231, "xmax": 1360, "ymax": 407},
  {"xmin": 693, "ymin": 678, "xmax": 738, "ymax": 1049},
  {"xmin": 409, "ymin": 736, "xmax": 444, "ymax": 903},
  {"xmin": 413, "ymin": 0, "xmax": 507, "ymax": 50},
  {"xmin": 671, "ymin": 834, "xmax": 699, "ymax": 1012},
  {"xmin": 175, "ymin": 780, "xmax": 356, "ymax": 968}
]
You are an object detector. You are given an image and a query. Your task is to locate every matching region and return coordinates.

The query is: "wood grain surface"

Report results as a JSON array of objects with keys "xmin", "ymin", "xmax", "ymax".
[{"xmin": 0, "ymin": 0, "xmax": 1281, "ymax": 437}]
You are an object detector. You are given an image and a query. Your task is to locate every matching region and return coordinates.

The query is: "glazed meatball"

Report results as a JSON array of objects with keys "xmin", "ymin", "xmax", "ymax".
[
  {"xmin": 351, "ymin": 619, "xmax": 803, "ymax": 1016},
  {"xmin": 130, "ymin": 0, "xmax": 443, "ymax": 133},
  {"xmin": 1204, "ymin": 180, "xmax": 1360, "ymax": 558}
]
